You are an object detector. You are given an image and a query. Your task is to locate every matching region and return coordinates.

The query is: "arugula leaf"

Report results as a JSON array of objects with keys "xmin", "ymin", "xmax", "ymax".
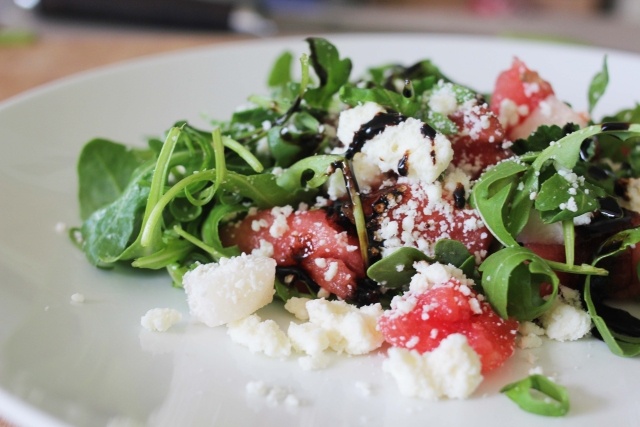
[
  {"xmin": 584, "ymin": 228, "xmax": 640, "ymax": 357},
  {"xmin": 80, "ymin": 168, "xmax": 152, "ymax": 266},
  {"xmin": 588, "ymin": 56, "xmax": 609, "ymax": 115},
  {"xmin": 303, "ymin": 37, "xmax": 352, "ymax": 109},
  {"xmin": 367, "ymin": 247, "xmax": 430, "ymax": 288},
  {"xmin": 77, "ymin": 139, "xmax": 153, "ymax": 220},
  {"xmin": 510, "ymin": 124, "xmax": 579, "ymax": 156},
  {"xmin": 340, "ymin": 85, "xmax": 418, "ymax": 116},
  {"xmin": 480, "ymin": 246, "xmax": 559, "ymax": 321},
  {"xmin": 367, "ymin": 240, "xmax": 475, "ymax": 289},
  {"xmin": 501, "ymin": 374, "xmax": 570, "ymax": 417},
  {"xmin": 469, "ymin": 160, "xmax": 529, "ymax": 247},
  {"xmin": 268, "ymin": 51, "xmax": 294, "ymax": 88},
  {"xmin": 535, "ymin": 174, "xmax": 605, "ymax": 223},
  {"xmin": 602, "ymin": 103, "xmax": 640, "ymax": 123}
]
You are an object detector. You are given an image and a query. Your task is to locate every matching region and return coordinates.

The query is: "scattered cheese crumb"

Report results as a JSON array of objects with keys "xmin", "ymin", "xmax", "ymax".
[
  {"xmin": 70, "ymin": 293, "xmax": 85, "ymax": 304},
  {"xmin": 227, "ymin": 314, "xmax": 292, "ymax": 358},
  {"xmin": 140, "ymin": 308, "xmax": 182, "ymax": 332},
  {"xmin": 284, "ymin": 297, "xmax": 311, "ymax": 320},
  {"xmin": 540, "ymin": 300, "xmax": 591, "ymax": 342}
]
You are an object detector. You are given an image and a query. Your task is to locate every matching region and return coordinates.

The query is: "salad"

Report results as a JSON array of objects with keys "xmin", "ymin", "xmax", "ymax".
[{"xmin": 74, "ymin": 37, "xmax": 640, "ymax": 415}]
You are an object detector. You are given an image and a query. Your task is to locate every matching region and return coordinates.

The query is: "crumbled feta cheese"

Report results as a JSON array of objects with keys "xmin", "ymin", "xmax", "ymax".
[
  {"xmin": 251, "ymin": 239, "xmax": 274, "ymax": 258},
  {"xmin": 140, "ymin": 308, "xmax": 182, "ymax": 332},
  {"xmin": 326, "ymin": 152, "xmax": 383, "ymax": 200},
  {"xmin": 246, "ymin": 380, "xmax": 269, "ymax": 396},
  {"xmin": 360, "ymin": 118, "xmax": 453, "ymax": 184},
  {"xmin": 516, "ymin": 322, "xmax": 546, "ymax": 349},
  {"xmin": 383, "ymin": 334, "xmax": 483, "ymax": 400},
  {"xmin": 183, "ymin": 253, "xmax": 276, "ymax": 327},
  {"xmin": 227, "ymin": 314, "xmax": 291, "ymax": 358},
  {"xmin": 269, "ymin": 205, "xmax": 293, "ymax": 238},
  {"xmin": 428, "ymin": 83, "xmax": 458, "ymax": 116},
  {"xmin": 55, "ymin": 222, "xmax": 67, "ymax": 234},
  {"xmin": 70, "ymin": 293, "xmax": 85, "ymax": 304},
  {"xmin": 284, "ymin": 296, "xmax": 311, "ymax": 320},
  {"xmin": 336, "ymin": 102, "xmax": 386, "ymax": 147},
  {"xmin": 354, "ymin": 381, "xmax": 374, "ymax": 397},
  {"xmin": 298, "ymin": 353, "xmax": 331, "ymax": 371},
  {"xmin": 620, "ymin": 177, "xmax": 640, "ymax": 213},
  {"xmin": 286, "ymin": 299, "xmax": 384, "ymax": 360},
  {"xmin": 409, "ymin": 262, "xmax": 474, "ymax": 294},
  {"xmin": 288, "ymin": 322, "xmax": 331, "ymax": 355},
  {"xmin": 540, "ymin": 298, "xmax": 591, "ymax": 342}
]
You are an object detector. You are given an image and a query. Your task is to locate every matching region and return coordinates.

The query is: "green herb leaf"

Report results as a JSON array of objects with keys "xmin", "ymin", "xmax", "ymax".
[
  {"xmin": 535, "ymin": 174, "xmax": 605, "ymax": 223},
  {"xmin": 501, "ymin": 374, "xmax": 570, "ymax": 417},
  {"xmin": 367, "ymin": 240, "xmax": 475, "ymax": 288},
  {"xmin": 510, "ymin": 124, "xmax": 579, "ymax": 156},
  {"xmin": 367, "ymin": 247, "xmax": 430, "ymax": 288},
  {"xmin": 480, "ymin": 246, "xmax": 559, "ymax": 321},
  {"xmin": 584, "ymin": 228, "xmax": 640, "ymax": 357},
  {"xmin": 268, "ymin": 51, "xmax": 294, "ymax": 88},
  {"xmin": 303, "ymin": 37, "xmax": 352, "ymax": 109},
  {"xmin": 588, "ymin": 56, "xmax": 609, "ymax": 115},
  {"xmin": 77, "ymin": 139, "xmax": 153, "ymax": 220},
  {"xmin": 470, "ymin": 160, "xmax": 529, "ymax": 247}
]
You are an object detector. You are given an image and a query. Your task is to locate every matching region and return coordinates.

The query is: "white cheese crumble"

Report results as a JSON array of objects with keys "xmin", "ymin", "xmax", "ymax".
[
  {"xmin": 382, "ymin": 334, "xmax": 483, "ymax": 400},
  {"xmin": 409, "ymin": 262, "xmax": 474, "ymax": 294},
  {"xmin": 540, "ymin": 286, "xmax": 591, "ymax": 342},
  {"xmin": 286, "ymin": 298, "xmax": 384, "ymax": 366},
  {"xmin": 283, "ymin": 296, "xmax": 311, "ymax": 320},
  {"xmin": 140, "ymin": 308, "xmax": 182, "ymax": 332},
  {"xmin": 70, "ymin": 293, "xmax": 85, "ymax": 304},
  {"xmin": 326, "ymin": 152, "xmax": 383, "ymax": 200},
  {"xmin": 360, "ymin": 118, "xmax": 453, "ymax": 184},
  {"xmin": 620, "ymin": 177, "xmax": 640, "ymax": 213},
  {"xmin": 336, "ymin": 101, "xmax": 386, "ymax": 147},
  {"xmin": 183, "ymin": 253, "xmax": 276, "ymax": 327},
  {"xmin": 516, "ymin": 321, "xmax": 546, "ymax": 349},
  {"xmin": 246, "ymin": 380, "xmax": 301, "ymax": 407},
  {"xmin": 269, "ymin": 205, "xmax": 293, "ymax": 238},
  {"xmin": 428, "ymin": 83, "xmax": 458, "ymax": 116},
  {"xmin": 227, "ymin": 314, "xmax": 292, "ymax": 358}
]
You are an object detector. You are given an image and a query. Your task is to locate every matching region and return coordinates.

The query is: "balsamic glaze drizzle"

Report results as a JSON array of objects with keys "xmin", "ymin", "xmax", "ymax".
[
  {"xmin": 345, "ymin": 112, "xmax": 407, "ymax": 159},
  {"xmin": 601, "ymin": 122, "xmax": 631, "ymax": 132},
  {"xmin": 453, "ymin": 183, "xmax": 466, "ymax": 209}
]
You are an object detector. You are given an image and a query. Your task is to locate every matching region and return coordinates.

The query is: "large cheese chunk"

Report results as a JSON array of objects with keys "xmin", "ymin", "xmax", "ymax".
[
  {"xmin": 183, "ymin": 253, "xmax": 276, "ymax": 327},
  {"xmin": 382, "ymin": 333, "xmax": 483, "ymax": 400}
]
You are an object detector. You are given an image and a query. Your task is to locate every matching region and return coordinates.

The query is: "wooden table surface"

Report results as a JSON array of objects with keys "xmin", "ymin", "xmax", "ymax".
[{"xmin": 0, "ymin": 30, "xmax": 251, "ymax": 102}]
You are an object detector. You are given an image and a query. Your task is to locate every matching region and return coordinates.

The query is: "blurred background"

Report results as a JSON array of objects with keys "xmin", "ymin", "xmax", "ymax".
[{"xmin": 1, "ymin": 0, "xmax": 640, "ymax": 100}]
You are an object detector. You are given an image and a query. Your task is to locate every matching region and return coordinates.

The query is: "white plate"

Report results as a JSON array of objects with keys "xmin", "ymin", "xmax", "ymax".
[{"xmin": 1, "ymin": 33, "xmax": 639, "ymax": 427}]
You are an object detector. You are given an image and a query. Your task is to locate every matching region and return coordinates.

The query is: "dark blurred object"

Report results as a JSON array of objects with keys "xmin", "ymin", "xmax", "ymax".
[{"xmin": 14, "ymin": 0, "xmax": 275, "ymax": 34}]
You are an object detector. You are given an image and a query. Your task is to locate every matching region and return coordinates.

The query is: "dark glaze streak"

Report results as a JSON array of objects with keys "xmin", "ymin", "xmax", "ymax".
[
  {"xmin": 598, "ymin": 196, "xmax": 624, "ymax": 219},
  {"xmin": 421, "ymin": 123, "xmax": 437, "ymax": 139},
  {"xmin": 345, "ymin": 112, "xmax": 407, "ymax": 159},
  {"xmin": 402, "ymin": 80, "xmax": 414, "ymax": 98},
  {"xmin": 275, "ymin": 95, "xmax": 302, "ymax": 126},
  {"xmin": 306, "ymin": 38, "xmax": 327, "ymax": 86},
  {"xmin": 601, "ymin": 122, "xmax": 631, "ymax": 132},
  {"xmin": 398, "ymin": 152, "xmax": 410, "ymax": 176},
  {"xmin": 430, "ymin": 149, "xmax": 437, "ymax": 165},
  {"xmin": 453, "ymin": 183, "xmax": 466, "ymax": 209}
]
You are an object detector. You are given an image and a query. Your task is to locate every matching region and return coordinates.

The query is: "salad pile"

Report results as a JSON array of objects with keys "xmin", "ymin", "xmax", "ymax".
[{"xmin": 74, "ymin": 37, "xmax": 640, "ymax": 414}]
